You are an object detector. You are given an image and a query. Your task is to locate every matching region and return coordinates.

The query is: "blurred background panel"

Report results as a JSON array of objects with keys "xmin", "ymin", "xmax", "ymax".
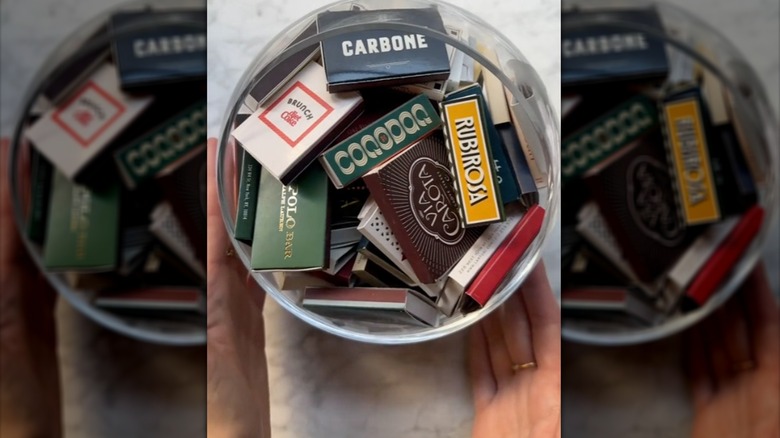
[{"xmin": 561, "ymin": 0, "xmax": 778, "ymax": 436}]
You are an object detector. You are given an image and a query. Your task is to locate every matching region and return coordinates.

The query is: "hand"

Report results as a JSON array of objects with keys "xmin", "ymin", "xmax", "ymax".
[
  {"xmin": 205, "ymin": 138, "xmax": 271, "ymax": 437},
  {"xmin": 686, "ymin": 264, "xmax": 780, "ymax": 438},
  {"xmin": 0, "ymin": 138, "xmax": 62, "ymax": 437},
  {"xmin": 469, "ymin": 262, "xmax": 561, "ymax": 438}
]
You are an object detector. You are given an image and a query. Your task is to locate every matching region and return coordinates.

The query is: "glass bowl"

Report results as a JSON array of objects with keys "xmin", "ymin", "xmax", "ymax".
[{"xmin": 217, "ymin": 0, "xmax": 560, "ymax": 344}]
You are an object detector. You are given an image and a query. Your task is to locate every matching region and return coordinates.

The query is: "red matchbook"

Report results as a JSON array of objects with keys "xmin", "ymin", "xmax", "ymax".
[
  {"xmin": 94, "ymin": 287, "xmax": 203, "ymax": 311},
  {"xmin": 686, "ymin": 205, "xmax": 764, "ymax": 306},
  {"xmin": 465, "ymin": 204, "xmax": 545, "ymax": 307}
]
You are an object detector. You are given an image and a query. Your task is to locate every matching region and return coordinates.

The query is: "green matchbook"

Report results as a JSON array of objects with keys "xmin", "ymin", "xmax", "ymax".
[
  {"xmin": 114, "ymin": 100, "xmax": 206, "ymax": 189},
  {"xmin": 27, "ymin": 150, "xmax": 53, "ymax": 244},
  {"xmin": 251, "ymin": 166, "xmax": 329, "ymax": 271},
  {"xmin": 43, "ymin": 171, "xmax": 120, "ymax": 271},
  {"xmin": 234, "ymin": 149, "xmax": 261, "ymax": 242},
  {"xmin": 319, "ymin": 94, "xmax": 442, "ymax": 188}
]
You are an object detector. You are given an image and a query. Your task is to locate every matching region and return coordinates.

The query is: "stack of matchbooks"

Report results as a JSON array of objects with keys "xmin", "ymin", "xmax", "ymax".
[{"xmin": 229, "ymin": 5, "xmax": 549, "ymax": 327}]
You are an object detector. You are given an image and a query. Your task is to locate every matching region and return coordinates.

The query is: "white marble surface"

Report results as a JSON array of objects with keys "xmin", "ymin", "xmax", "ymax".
[
  {"xmin": 1, "ymin": 1, "xmax": 206, "ymax": 437},
  {"xmin": 561, "ymin": 1, "xmax": 780, "ymax": 437},
  {"xmin": 55, "ymin": 302, "xmax": 206, "ymax": 437},
  {"xmin": 207, "ymin": 1, "xmax": 560, "ymax": 437}
]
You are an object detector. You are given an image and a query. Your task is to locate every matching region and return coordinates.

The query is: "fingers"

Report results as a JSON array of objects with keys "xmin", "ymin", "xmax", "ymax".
[
  {"xmin": 0, "ymin": 139, "xmax": 61, "ymax": 427},
  {"xmin": 468, "ymin": 324, "xmax": 497, "ymax": 412},
  {"xmin": 0, "ymin": 138, "xmax": 21, "ymax": 267},
  {"xmin": 243, "ymin": 271, "xmax": 266, "ymax": 311},
  {"xmin": 472, "ymin": 262, "xmax": 558, "ymax": 393},
  {"xmin": 714, "ymin": 293, "xmax": 754, "ymax": 373},
  {"xmin": 0, "ymin": 138, "xmax": 56, "ymax": 309},
  {"xmin": 500, "ymin": 289, "xmax": 536, "ymax": 368},
  {"xmin": 520, "ymin": 262, "xmax": 561, "ymax": 369},
  {"xmin": 685, "ymin": 326, "xmax": 715, "ymax": 412},
  {"xmin": 482, "ymin": 308, "xmax": 515, "ymax": 387},
  {"xmin": 206, "ymin": 138, "xmax": 230, "ymax": 272},
  {"xmin": 686, "ymin": 263, "xmax": 778, "ymax": 399},
  {"xmin": 741, "ymin": 264, "xmax": 780, "ymax": 369},
  {"xmin": 224, "ymin": 136, "xmax": 238, "ymax": 201},
  {"xmin": 703, "ymin": 311, "xmax": 733, "ymax": 388},
  {"xmin": 206, "ymin": 137, "xmax": 222, "ymax": 237}
]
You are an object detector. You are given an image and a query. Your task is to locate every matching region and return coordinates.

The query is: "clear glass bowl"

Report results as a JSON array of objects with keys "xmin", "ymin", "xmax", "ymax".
[
  {"xmin": 217, "ymin": 0, "xmax": 560, "ymax": 344},
  {"xmin": 8, "ymin": 0, "xmax": 206, "ymax": 346},
  {"xmin": 561, "ymin": 0, "xmax": 778, "ymax": 345}
]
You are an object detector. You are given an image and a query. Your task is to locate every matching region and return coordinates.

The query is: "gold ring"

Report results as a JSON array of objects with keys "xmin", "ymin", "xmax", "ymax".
[
  {"xmin": 733, "ymin": 360, "xmax": 755, "ymax": 373},
  {"xmin": 226, "ymin": 248, "xmax": 235, "ymax": 257},
  {"xmin": 512, "ymin": 362, "xmax": 537, "ymax": 373}
]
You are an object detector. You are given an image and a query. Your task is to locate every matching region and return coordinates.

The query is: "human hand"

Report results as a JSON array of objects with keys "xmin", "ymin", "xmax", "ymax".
[
  {"xmin": 205, "ymin": 138, "xmax": 271, "ymax": 438},
  {"xmin": 0, "ymin": 138, "xmax": 62, "ymax": 437},
  {"xmin": 686, "ymin": 264, "xmax": 780, "ymax": 438},
  {"xmin": 469, "ymin": 262, "xmax": 561, "ymax": 438}
]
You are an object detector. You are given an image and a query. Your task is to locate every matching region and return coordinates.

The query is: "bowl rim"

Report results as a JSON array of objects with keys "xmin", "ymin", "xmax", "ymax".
[{"xmin": 216, "ymin": 0, "xmax": 561, "ymax": 345}]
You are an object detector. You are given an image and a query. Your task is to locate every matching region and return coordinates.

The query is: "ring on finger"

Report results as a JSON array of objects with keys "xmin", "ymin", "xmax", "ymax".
[{"xmin": 512, "ymin": 361, "xmax": 537, "ymax": 373}]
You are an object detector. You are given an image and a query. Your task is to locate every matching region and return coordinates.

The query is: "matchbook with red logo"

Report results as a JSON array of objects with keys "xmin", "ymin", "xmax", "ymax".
[{"xmin": 231, "ymin": 62, "xmax": 363, "ymax": 184}]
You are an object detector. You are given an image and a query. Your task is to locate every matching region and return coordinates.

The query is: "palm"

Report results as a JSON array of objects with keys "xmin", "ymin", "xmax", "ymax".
[
  {"xmin": 472, "ymin": 365, "xmax": 561, "ymax": 437},
  {"xmin": 692, "ymin": 369, "xmax": 779, "ymax": 438},
  {"xmin": 0, "ymin": 138, "xmax": 61, "ymax": 436},
  {"xmin": 686, "ymin": 266, "xmax": 780, "ymax": 438},
  {"xmin": 469, "ymin": 264, "xmax": 561, "ymax": 438}
]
